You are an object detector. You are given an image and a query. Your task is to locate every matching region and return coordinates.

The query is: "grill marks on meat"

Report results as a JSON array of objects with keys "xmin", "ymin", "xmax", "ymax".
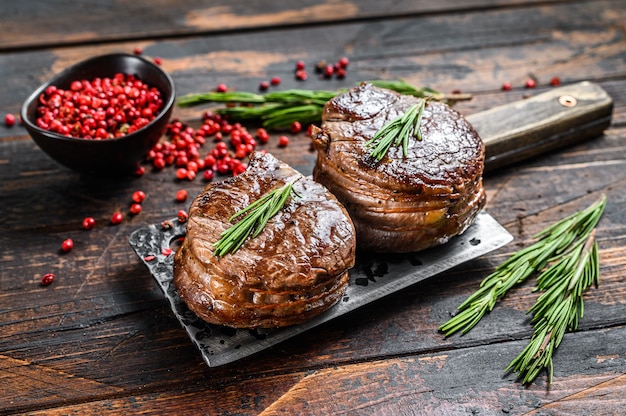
[
  {"xmin": 312, "ymin": 83, "xmax": 486, "ymax": 253},
  {"xmin": 174, "ymin": 152, "xmax": 356, "ymax": 328}
]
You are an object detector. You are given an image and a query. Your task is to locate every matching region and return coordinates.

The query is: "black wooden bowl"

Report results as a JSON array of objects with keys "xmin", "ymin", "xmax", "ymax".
[{"xmin": 21, "ymin": 53, "xmax": 175, "ymax": 175}]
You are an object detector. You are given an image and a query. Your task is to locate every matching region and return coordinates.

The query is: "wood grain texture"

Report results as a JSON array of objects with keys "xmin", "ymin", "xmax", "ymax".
[
  {"xmin": 0, "ymin": 0, "xmax": 572, "ymax": 51},
  {"xmin": 1, "ymin": 0, "xmax": 625, "ymax": 414},
  {"xmin": 14, "ymin": 328, "xmax": 626, "ymax": 415}
]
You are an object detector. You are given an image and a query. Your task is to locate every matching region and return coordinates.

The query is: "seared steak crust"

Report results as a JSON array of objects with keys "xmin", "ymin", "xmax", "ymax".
[
  {"xmin": 312, "ymin": 83, "xmax": 486, "ymax": 252},
  {"xmin": 174, "ymin": 152, "xmax": 356, "ymax": 328}
]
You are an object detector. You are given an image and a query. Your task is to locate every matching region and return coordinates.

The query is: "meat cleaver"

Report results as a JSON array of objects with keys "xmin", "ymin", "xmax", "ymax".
[{"xmin": 129, "ymin": 81, "xmax": 612, "ymax": 367}]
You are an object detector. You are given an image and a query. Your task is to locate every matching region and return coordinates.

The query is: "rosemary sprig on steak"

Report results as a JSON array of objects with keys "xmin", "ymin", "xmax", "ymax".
[
  {"xmin": 439, "ymin": 195, "xmax": 607, "ymax": 384},
  {"xmin": 365, "ymin": 99, "xmax": 427, "ymax": 161},
  {"xmin": 214, "ymin": 181, "xmax": 300, "ymax": 256},
  {"xmin": 366, "ymin": 79, "xmax": 471, "ymax": 101}
]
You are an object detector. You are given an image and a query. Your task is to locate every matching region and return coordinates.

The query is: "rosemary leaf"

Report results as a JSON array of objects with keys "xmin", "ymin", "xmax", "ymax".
[
  {"xmin": 365, "ymin": 100, "xmax": 426, "ymax": 161},
  {"xmin": 214, "ymin": 181, "xmax": 298, "ymax": 257}
]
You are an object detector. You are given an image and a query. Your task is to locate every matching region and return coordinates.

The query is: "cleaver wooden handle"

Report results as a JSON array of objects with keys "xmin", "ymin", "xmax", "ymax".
[{"xmin": 466, "ymin": 81, "xmax": 613, "ymax": 172}]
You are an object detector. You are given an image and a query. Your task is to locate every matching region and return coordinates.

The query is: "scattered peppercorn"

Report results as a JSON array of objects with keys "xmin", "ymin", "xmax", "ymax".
[
  {"xmin": 175, "ymin": 167, "xmax": 188, "ymax": 180},
  {"xmin": 41, "ymin": 273, "xmax": 55, "ymax": 286},
  {"xmin": 525, "ymin": 78, "xmax": 537, "ymax": 88},
  {"xmin": 61, "ymin": 238, "xmax": 74, "ymax": 252},
  {"xmin": 323, "ymin": 65, "xmax": 335, "ymax": 78},
  {"xmin": 233, "ymin": 162, "xmax": 247, "ymax": 175},
  {"xmin": 132, "ymin": 190, "xmax": 146, "ymax": 203},
  {"xmin": 187, "ymin": 161, "xmax": 198, "ymax": 173},
  {"xmin": 178, "ymin": 209, "xmax": 189, "ymax": 223},
  {"xmin": 337, "ymin": 57, "xmax": 350, "ymax": 68},
  {"xmin": 290, "ymin": 121, "xmax": 302, "ymax": 134},
  {"xmin": 175, "ymin": 189, "xmax": 188, "ymax": 202},
  {"xmin": 550, "ymin": 76, "xmax": 561, "ymax": 86},
  {"xmin": 129, "ymin": 203, "xmax": 142, "ymax": 215},
  {"xmin": 133, "ymin": 47, "xmax": 143, "ymax": 55},
  {"xmin": 278, "ymin": 135, "xmax": 289, "ymax": 147},
  {"xmin": 259, "ymin": 81, "xmax": 270, "ymax": 91},
  {"xmin": 203, "ymin": 169, "xmax": 215, "ymax": 181},
  {"xmin": 295, "ymin": 70, "xmax": 308, "ymax": 81},
  {"xmin": 295, "ymin": 60, "xmax": 306, "ymax": 71},
  {"xmin": 256, "ymin": 128, "xmax": 270, "ymax": 143},
  {"xmin": 82, "ymin": 217, "xmax": 96, "ymax": 230},
  {"xmin": 270, "ymin": 76, "xmax": 281, "ymax": 86},
  {"xmin": 111, "ymin": 212, "xmax": 123, "ymax": 225},
  {"xmin": 501, "ymin": 82, "xmax": 513, "ymax": 91},
  {"xmin": 144, "ymin": 255, "xmax": 156, "ymax": 262},
  {"xmin": 153, "ymin": 57, "xmax": 162, "ymax": 65},
  {"xmin": 4, "ymin": 113, "xmax": 16, "ymax": 127},
  {"xmin": 216, "ymin": 83, "xmax": 228, "ymax": 93},
  {"xmin": 161, "ymin": 247, "xmax": 173, "ymax": 256}
]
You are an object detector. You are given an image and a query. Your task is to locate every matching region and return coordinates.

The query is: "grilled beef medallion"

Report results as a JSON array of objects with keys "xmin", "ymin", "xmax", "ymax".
[
  {"xmin": 312, "ymin": 83, "xmax": 486, "ymax": 253},
  {"xmin": 173, "ymin": 152, "xmax": 356, "ymax": 328}
]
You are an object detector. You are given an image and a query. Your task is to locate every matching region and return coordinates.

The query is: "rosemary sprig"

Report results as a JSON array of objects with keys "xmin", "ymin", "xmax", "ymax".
[
  {"xmin": 439, "ymin": 195, "xmax": 606, "ymax": 337},
  {"xmin": 366, "ymin": 79, "xmax": 442, "ymax": 100},
  {"xmin": 175, "ymin": 80, "xmax": 466, "ymax": 130},
  {"xmin": 177, "ymin": 90, "xmax": 267, "ymax": 106},
  {"xmin": 178, "ymin": 89, "xmax": 336, "ymax": 130},
  {"xmin": 506, "ymin": 230, "xmax": 599, "ymax": 384},
  {"xmin": 213, "ymin": 181, "xmax": 299, "ymax": 257},
  {"xmin": 439, "ymin": 195, "xmax": 606, "ymax": 384},
  {"xmin": 365, "ymin": 100, "xmax": 427, "ymax": 161}
]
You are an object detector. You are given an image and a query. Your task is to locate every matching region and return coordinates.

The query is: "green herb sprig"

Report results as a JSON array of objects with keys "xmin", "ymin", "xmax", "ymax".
[
  {"xmin": 213, "ymin": 181, "xmax": 299, "ymax": 257},
  {"xmin": 176, "ymin": 80, "xmax": 470, "ymax": 130},
  {"xmin": 178, "ymin": 89, "xmax": 336, "ymax": 130},
  {"xmin": 506, "ymin": 229, "xmax": 599, "ymax": 384},
  {"xmin": 366, "ymin": 79, "xmax": 471, "ymax": 102},
  {"xmin": 365, "ymin": 99, "xmax": 427, "ymax": 161},
  {"xmin": 439, "ymin": 195, "xmax": 607, "ymax": 384}
]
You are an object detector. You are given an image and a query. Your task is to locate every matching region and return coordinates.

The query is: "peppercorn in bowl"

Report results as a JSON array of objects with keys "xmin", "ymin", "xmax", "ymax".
[{"xmin": 21, "ymin": 53, "xmax": 175, "ymax": 175}]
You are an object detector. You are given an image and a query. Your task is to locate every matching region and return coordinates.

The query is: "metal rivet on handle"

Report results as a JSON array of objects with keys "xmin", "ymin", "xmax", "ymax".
[{"xmin": 558, "ymin": 95, "xmax": 577, "ymax": 107}]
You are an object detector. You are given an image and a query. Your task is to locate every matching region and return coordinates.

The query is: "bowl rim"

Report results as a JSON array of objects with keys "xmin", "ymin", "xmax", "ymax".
[{"xmin": 20, "ymin": 52, "xmax": 176, "ymax": 144}]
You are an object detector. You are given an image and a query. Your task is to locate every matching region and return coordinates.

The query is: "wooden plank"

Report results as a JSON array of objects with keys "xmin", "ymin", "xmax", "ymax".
[
  {"xmin": 0, "ymin": 0, "xmax": 572, "ymax": 51},
  {"xmin": 16, "ymin": 326, "xmax": 626, "ymax": 415},
  {"xmin": 0, "ymin": 355, "xmax": 123, "ymax": 413}
]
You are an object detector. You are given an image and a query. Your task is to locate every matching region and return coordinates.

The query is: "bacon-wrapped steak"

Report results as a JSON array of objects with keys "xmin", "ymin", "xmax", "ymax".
[
  {"xmin": 174, "ymin": 152, "xmax": 356, "ymax": 328},
  {"xmin": 312, "ymin": 83, "xmax": 486, "ymax": 253}
]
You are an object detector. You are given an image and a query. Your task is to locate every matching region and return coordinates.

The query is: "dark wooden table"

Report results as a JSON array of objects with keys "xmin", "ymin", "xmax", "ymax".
[{"xmin": 1, "ymin": 1, "xmax": 625, "ymax": 414}]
